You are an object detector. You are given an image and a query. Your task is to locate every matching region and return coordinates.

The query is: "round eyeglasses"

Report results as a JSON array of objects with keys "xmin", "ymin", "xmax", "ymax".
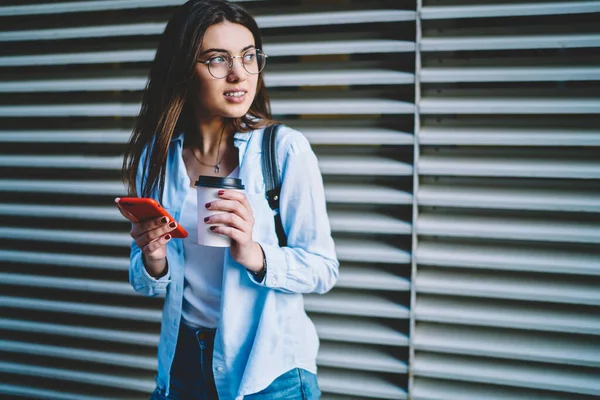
[{"xmin": 198, "ymin": 48, "xmax": 267, "ymax": 79}]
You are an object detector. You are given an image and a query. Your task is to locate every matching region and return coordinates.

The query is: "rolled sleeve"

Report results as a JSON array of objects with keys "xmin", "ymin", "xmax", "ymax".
[
  {"xmin": 129, "ymin": 241, "xmax": 171, "ymax": 297},
  {"xmin": 246, "ymin": 127, "xmax": 339, "ymax": 294}
]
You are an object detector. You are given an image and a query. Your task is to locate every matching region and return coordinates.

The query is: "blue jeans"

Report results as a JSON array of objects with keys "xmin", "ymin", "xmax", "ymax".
[{"xmin": 150, "ymin": 322, "xmax": 321, "ymax": 399}]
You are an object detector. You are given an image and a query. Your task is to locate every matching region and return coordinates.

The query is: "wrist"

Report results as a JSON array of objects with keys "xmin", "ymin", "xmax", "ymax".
[
  {"xmin": 240, "ymin": 241, "xmax": 265, "ymax": 273},
  {"xmin": 143, "ymin": 254, "xmax": 168, "ymax": 278}
]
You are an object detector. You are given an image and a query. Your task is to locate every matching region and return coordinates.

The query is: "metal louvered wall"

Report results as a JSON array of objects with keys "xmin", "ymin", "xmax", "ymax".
[
  {"xmin": 1, "ymin": 1, "xmax": 599, "ymax": 400},
  {"xmin": 0, "ymin": 0, "xmax": 414, "ymax": 399},
  {"xmin": 412, "ymin": 1, "xmax": 600, "ymax": 399}
]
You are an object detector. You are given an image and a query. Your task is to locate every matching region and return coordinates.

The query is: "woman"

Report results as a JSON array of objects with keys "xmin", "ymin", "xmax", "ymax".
[{"xmin": 120, "ymin": 1, "xmax": 339, "ymax": 399}]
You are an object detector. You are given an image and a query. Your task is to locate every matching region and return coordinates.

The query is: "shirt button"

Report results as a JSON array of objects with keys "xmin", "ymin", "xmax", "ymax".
[{"xmin": 216, "ymin": 366, "xmax": 224, "ymax": 373}]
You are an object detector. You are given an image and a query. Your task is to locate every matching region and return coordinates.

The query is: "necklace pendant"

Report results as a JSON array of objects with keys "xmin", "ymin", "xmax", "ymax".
[{"xmin": 215, "ymin": 164, "xmax": 220, "ymax": 173}]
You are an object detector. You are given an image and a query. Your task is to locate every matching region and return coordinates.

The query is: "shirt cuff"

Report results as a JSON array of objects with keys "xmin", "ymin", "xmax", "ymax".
[
  {"xmin": 139, "ymin": 260, "xmax": 171, "ymax": 290},
  {"xmin": 255, "ymin": 243, "xmax": 288, "ymax": 289}
]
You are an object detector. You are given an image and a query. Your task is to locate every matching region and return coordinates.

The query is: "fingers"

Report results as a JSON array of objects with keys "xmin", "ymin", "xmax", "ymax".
[
  {"xmin": 142, "ymin": 232, "xmax": 173, "ymax": 255},
  {"xmin": 131, "ymin": 217, "xmax": 179, "ymax": 249},
  {"xmin": 208, "ymin": 224, "xmax": 246, "ymax": 243},
  {"xmin": 216, "ymin": 189, "xmax": 252, "ymax": 211},
  {"xmin": 205, "ymin": 211, "xmax": 248, "ymax": 233},
  {"xmin": 130, "ymin": 216, "xmax": 171, "ymax": 238},
  {"xmin": 205, "ymin": 197, "xmax": 253, "ymax": 224}
]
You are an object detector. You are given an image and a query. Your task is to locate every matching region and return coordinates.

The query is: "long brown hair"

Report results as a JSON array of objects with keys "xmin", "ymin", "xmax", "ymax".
[{"xmin": 122, "ymin": 0, "xmax": 271, "ymax": 200}]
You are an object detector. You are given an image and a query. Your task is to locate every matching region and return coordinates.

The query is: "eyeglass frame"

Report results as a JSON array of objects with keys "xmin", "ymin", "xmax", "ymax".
[{"xmin": 197, "ymin": 48, "xmax": 268, "ymax": 79}]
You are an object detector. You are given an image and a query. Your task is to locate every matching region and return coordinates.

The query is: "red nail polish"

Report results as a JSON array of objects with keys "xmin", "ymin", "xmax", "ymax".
[
  {"xmin": 165, "ymin": 234, "xmax": 172, "ymax": 240},
  {"xmin": 205, "ymin": 202, "xmax": 211, "ymax": 208},
  {"xmin": 218, "ymin": 190, "xmax": 225, "ymax": 195},
  {"xmin": 169, "ymin": 222, "xmax": 177, "ymax": 228},
  {"xmin": 209, "ymin": 226, "xmax": 216, "ymax": 231},
  {"xmin": 161, "ymin": 217, "xmax": 168, "ymax": 224},
  {"xmin": 204, "ymin": 217, "xmax": 209, "ymax": 222}
]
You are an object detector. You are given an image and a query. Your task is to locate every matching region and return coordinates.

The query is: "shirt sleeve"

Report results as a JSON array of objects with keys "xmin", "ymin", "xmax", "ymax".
[
  {"xmin": 128, "ymin": 239, "xmax": 171, "ymax": 297},
  {"xmin": 127, "ymin": 145, "xmax": 171, "ymax": 297},
  {"xmin": 248, "ymin": 128, "xmax": 339, "ymax": 294}
]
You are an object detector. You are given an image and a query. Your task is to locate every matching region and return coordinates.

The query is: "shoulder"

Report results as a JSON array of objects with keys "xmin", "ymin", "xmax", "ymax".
[{"xmin": 270, "ymin": 124, "xmax": 312, "ymax": 157}]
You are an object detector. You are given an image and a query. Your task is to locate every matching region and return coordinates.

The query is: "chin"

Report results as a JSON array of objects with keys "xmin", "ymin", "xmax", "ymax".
[{"xmin": 222, "ymin": 104, "xmax": 253, "ymax": 118}]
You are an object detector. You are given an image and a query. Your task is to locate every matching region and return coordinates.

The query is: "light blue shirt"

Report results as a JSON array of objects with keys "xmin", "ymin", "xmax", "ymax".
[{"xmin": 128, "ymin": 125, "xmax": 339, "ymax": 399}]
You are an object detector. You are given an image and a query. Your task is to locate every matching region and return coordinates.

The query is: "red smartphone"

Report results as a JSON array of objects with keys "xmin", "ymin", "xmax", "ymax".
[{"xmin": 115, "ymin": 197, "xmax": 188, "ymax": 239}]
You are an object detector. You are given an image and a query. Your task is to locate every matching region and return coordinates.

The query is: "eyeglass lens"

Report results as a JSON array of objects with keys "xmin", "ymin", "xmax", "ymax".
[{"xmin": 208, "ymin": 49, "xmax": 266, "ymax": 78}]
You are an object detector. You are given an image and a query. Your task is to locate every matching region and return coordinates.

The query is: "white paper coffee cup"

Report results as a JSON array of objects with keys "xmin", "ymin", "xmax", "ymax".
[{"xmin": 195, "ymin": 175, "xmax": 245, "ymax": 247}]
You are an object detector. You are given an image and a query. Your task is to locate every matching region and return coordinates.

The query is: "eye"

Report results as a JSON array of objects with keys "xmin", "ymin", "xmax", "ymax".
[
  {"xmin": 209, "ymin": 55, "xmax": 228, "ymax": 65},
  {"xmin": 243, "ymin": 52, "xmax": 256, "ymax": 63}
]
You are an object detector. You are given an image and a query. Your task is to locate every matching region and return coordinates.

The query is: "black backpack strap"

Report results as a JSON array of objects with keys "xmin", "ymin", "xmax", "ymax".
[{"xmin": 261, "ymin": 124, "xmax": 287, "ymax": 247}]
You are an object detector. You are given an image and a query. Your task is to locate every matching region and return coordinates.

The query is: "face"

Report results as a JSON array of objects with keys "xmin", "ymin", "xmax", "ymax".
[{"xmin": 193, "ymin": 21, "xmax": 260, "ymax": 121}]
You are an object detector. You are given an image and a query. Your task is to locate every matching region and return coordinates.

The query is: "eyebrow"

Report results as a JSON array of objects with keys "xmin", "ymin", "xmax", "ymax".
[{"xmin": 199, "ymin": 44, "xmax": 255, "ymax": 56}]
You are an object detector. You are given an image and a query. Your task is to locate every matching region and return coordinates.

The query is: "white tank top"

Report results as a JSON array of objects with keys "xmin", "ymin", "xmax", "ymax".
[{"xmin": 180, "ymin": 167, "xmax": 239, "ymax": 329}]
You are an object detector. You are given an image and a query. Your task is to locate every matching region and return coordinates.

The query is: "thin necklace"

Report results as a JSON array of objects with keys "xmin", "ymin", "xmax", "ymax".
[{"xmin": 192, "ymin": 125, "xmax": 226, "ymax": 173}]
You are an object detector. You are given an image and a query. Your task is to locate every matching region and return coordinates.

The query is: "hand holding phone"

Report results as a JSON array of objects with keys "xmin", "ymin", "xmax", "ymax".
[{"xmin": 115, "ymin": 197, "xmax": 188, "ymax": 239}]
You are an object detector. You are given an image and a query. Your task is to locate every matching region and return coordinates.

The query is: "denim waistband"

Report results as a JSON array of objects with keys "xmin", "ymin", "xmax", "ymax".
[{"xmin": 179, "ymin": 320, "xmax": 216, "ymax": 342}]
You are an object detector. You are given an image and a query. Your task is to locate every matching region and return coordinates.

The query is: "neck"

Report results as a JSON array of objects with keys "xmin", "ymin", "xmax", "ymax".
[{"xmin": 191, "ymin": 113, "xmax": 230, "ymax": 155}]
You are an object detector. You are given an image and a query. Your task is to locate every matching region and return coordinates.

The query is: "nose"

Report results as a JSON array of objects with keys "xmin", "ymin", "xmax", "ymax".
[{"xmin": 227, "ymin": 57, "xmax": 247, "ymax": 82}]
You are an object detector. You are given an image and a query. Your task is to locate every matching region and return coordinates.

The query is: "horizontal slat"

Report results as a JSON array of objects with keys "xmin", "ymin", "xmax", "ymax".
[
  {"xmin": 0, "ymin": 384, "xmax": 110, "ymax": 400},
  {"xmin": 2, "ymin": 340, "xmax": 157, "ymax": 370},
  {"xmin": 274, "ymin": 99, "xmax": 415, "ymax": 115},
  {"xmin": 1, "ymin": 231, "xmax": 411, "ymax": 264},
  {"xmin": 417, "ymin": 185, "xmax": 600, "ymax": 212},
  {"xmin": 421, "ymin": 34, "xmax": 600, "ymax": 51},
  {"xmin": 0, "ymin": 40, "xmax": 414, "ymax": 67},
  {"xmin": 422, "ymin": 1, "xmax": 600, "ymax": 20},
  {"xmin": 419, "ymin": 127, "xmax": 600, "ymax": 146},
  {"xmin": 3, "ymin": 273, "xmax": 134, "ymax": 296},
  {"xmin": 417, "ymin": 214, "xmax": 600, "ymax": 244},
  {"xmin": 416, "ymin": 242, "xmax": 600, "ymax": 276},
  {"xmin": 0, "ymin": 250, "xmax": 127, "ymax": 270},
  {"xmin": 0, "ymin": 362, "xmax": 153, "ymax": 393},
  {"xmin": 319, "ymin": 156, "xmax": 413, "ymax": 176},
  {"xmin": 419, "ymin": 156, "xmax": 600, "ymax": 179},
  {"xmin": 0, "ymin": 130, "xmax": 129, "ymax": 143},
  {"xmin": 303, "ymin": 128, "xmax": 413, "ymax": 146},
  {"xmin": 0, "ymin": 155, "xmax": 121, "ymax": 169},
  {"xmin": 1, "ymin": 296, "xmax": 161, "ymax": 321},
  {"xmin": 414, "ymin": 324, "xmax": 600, "ymax": 368},
  {"xmin": 0, "ymin": 99, "xmax": 414, "ymax": 117},
  {"xmin": 305, "ymin": 292, "xmax": 409, "ymax": 319},
  {"xmin": 415, "ymin": 296, "xmax": 600, "ymax": 335},
  {"xmin": 0, "ymin": 70, "xmax": 414, "ymax": 92},
  {"xmin": 312, "ymin": 316, "xmax": 408, "ymax": 346},
  {"xmin": 319, "ymin": 369, "xmax": 407, "ymax": 399},
  {"xmin": 421, "ymin": 66, "xmax": 600, "ymax": 83},
  {"xmin": 0, "ymin": 179, "xmax": 123, "ymax": 194},
  {"xmin": 337, "ymin": 266, "xmax": 410, "ymax": 291},
  {"xmin": 330, "ymin": 212, "xmax": 412, "ymax": 235},
  {"xmin": 325, "ymin": 184, "xmax": 413, "ymax": 205},
  {"xmin": 318, "ymin": 343, "xmax": 407, "ymax": 373},
  {"xmin": 412, "ymin": 378, "xmax": 575, "ymax": 400},
  {"xmin": 0, "ymin": 227, "xmax": 129, "ymax": 246},
  {"xmin": 0, "ymin": 179, "xmax": 413, "ymax": 204},
  {"xmin": 0, "ymin": 128, "xmax": 413, "ymax": 145},
  {"xmin": 419, "ymin": 98, "xmax": 600, "ymax": 114},
  {"xmin": 0, "ymin": 0, "xmax": 190, "ymax": 16},
  {"xmin": 413, "ymin": 353, "xmax": 600, "ymax": 396},
  {"xmin": 0, "ymin": 154, "xmax": 411, "ymax": 174},
  {"xmin": 0, "ymin": 10, "xmax": 416, "ymax": 41},
  {"xmin": 335, "ymin": 239, "xmax": 411, "ymax": 264},
  {"xmin": 0, "ymin": 319, "xmax": 158, "ymax": 346},
  {"xmin": 416, "ymin": 269, "xmax": 600, "ymax": 305},
  {"xmin": 0, "ymin": 204, "xmax": 120, "ymax": 221}
]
